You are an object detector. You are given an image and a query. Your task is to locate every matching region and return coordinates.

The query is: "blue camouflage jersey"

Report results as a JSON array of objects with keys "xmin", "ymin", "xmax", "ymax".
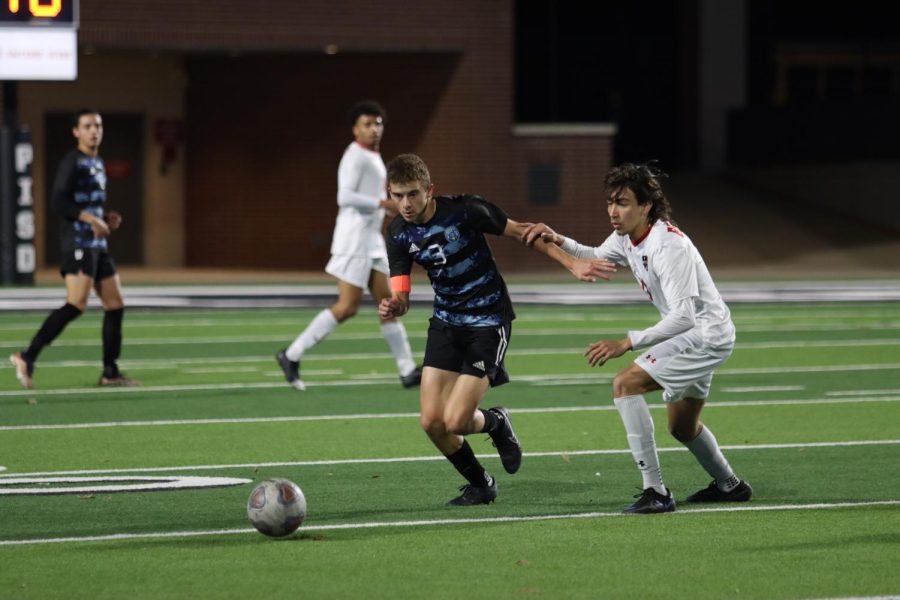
[
  {"xmin": 52, "ymin": 149, "xmax": 108, "ymax": 251},
  {"xmin": 386, "ymin": 194, "xmax": 515, "ymax": 327}
]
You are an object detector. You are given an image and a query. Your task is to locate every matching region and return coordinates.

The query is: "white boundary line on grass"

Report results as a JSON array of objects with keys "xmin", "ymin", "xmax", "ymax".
[
  {"xmin": 2, "ymin": 499, "xmax": 898, "ymax": 547},
  {"xmin": 2, "ymin": 439, "xmax": 897, "ymax": 478},
  {"xmin": 0, "ymin": 475, "xmax": 252, "ymax": 495},
  {"xmin": 3, "ymin": 362, "xmax": 900, "ymax": 398},
  {"xmin": 1, "ymin": 395, "xmax": 898, "ymax": 431}
]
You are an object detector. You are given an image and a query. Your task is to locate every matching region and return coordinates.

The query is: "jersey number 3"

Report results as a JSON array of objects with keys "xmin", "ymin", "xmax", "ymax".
[{"xmin": 425, "ymin": 243, "xmax": 448, "ymax": 266}]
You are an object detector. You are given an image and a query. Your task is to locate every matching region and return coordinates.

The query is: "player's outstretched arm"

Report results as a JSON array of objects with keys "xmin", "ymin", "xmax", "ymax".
[
  {"xmin": 507, "ymin": 220, "xmax": 615, "ymax": 282},
  {"xmin": 585, "ymin": 338, "xmax": 632, "ymax": 367}
]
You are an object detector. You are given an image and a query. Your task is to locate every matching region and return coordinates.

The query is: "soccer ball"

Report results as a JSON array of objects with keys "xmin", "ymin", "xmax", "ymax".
[{"xmin": 246, "ymin": 478, "xmax": 307, "ymax": 537}]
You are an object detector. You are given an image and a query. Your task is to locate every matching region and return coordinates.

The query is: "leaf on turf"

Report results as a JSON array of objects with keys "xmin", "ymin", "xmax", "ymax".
[
  {"xmin": 26, "ymin": 398, "xmax": 37, "ymax": 405},
  {"xmin": 561, "ymin": 452, "xmax": 570, "ymax": 463},
  {"xmin": 79, "ymin": 494, "xmax": 95, "ymax": 500}
]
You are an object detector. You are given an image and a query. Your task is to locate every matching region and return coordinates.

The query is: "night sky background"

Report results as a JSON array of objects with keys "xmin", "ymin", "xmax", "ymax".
[{"xmin": 515, "ymin": 1, "xmax": 900, "ymax": 167}]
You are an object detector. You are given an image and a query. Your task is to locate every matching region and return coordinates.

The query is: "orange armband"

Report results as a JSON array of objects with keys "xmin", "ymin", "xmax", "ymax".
[{"xmin": 390, "ymin": 275, "xmax": 411, "ymax": 293}]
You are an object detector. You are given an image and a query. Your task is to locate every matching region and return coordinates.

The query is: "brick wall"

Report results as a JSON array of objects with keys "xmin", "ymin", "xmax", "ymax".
[
  {"xmin": 11, "ymin": 1, "xmax": 617, "ymax": 274},
  {"xmin": 74, "ymin": 0, "xmax": 517, "ymax": 270}
]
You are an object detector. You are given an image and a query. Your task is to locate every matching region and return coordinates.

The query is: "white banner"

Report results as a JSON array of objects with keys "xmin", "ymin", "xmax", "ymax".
[{"xmin": 0, "ymin": 27, "xmax": 76, "ymax": 80}]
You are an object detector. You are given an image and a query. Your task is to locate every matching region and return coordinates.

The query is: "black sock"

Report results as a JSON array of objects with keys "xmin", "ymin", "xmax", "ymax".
[
  {"xmin": 480, "ymin": 408, "xmax": 500, "ymax": 434},
  {"xmin": 446, "ymin": 440, "xmax": 489, "ymax": 486},
  {"xmin": 23, "ymin": 303, "xmax": 82, "ymax": 363},
  {"xmin": 102, "ymin": 308, "xmax": 124, "ymax": 376}
]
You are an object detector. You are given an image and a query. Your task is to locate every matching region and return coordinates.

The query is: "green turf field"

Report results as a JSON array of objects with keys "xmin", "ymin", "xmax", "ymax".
[{"xmin": 1, "ymin": 301, "xmax": 899, "ymax": 599}]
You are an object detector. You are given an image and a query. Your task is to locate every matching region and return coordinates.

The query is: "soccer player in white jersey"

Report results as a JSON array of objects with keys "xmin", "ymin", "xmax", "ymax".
[
  {"xmin": 276, "ymin": 101, "xmax": 420, "ymax": 391},
  {"xmin": 523, "ymin": 162, "xmax": 752, "ymax": 514}
]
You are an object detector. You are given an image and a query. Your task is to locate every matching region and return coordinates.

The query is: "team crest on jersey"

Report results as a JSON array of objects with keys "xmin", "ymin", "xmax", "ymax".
[{"xmin": 444, "ymin": 225, "xmax": 460, "ymax": 242}]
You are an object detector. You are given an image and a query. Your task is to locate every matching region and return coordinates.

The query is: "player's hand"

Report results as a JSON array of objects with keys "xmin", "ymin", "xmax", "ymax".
[
  {"xmin": 379, "ymin": 198, "xmax": 399, "ymax": 218},
  {"xmin": 522, "ymin": 222, "xmax": 561, "ymax": 247},
  {"xmin": 90, "ymin": 217, "xmax": 111, "ymax": 239},
  {"xmin": 570, "ymin": 258, "xmax": 617, "ymax": 282},
  {"xmin": 106, "ymin": 211, "xmax": 122, "ymax": 231},
  {"xmin": 379, "ymin": 297, "xmax": 405, "ymax": 319},
  {"xmin": 585, "ymin": 338, "xmax": 631, "ymax": 367}
]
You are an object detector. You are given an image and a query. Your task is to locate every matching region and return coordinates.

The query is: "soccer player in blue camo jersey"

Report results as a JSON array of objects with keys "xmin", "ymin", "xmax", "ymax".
[
  {"xmin": 10, "ymin": 109, "xmax": 139, "ymax": 388},
  {"xmin": 524, "ymin": 162, "xmax": 752, "ymax": 514},
  {"xmin": 379, "ymin": 154, "xmax": 616, "ymax": 505}
]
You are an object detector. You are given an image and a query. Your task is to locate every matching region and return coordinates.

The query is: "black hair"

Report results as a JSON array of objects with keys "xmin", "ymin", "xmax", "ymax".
[
  {"xmin": 73, "ymin": 109, "xmax": 101, "ymax": 128},
  {"xmin": 347, "ymin": 100, "xmax": 386, "ymax": 128},
  {"xmin": 604, "ymin": 161, "xmax": 674, "ymax": 224}
]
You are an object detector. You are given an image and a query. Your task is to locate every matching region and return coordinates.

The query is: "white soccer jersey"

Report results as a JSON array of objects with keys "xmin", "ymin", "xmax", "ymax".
[
  {"xmin": 330, "ymin": 142, "xmax": 388, "ymax": 258},
  {"xmin": 563, "ymin": 220, "xmax": 735, "ymax": 350}
]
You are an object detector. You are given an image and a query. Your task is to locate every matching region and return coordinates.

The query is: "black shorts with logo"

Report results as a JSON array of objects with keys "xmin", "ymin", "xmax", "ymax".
[
  {"xmin": 59, "ymin": 248, "xmax": 118, "ymax": 280},
  {"xmin": 423, "ymin": 317, "xmax": 511, "ymax": 387}
]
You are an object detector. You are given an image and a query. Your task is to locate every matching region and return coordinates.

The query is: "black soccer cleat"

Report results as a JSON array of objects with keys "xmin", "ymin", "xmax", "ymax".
[
  {"xmin": 685, "ymin": 480, "xmax": 753, "ymax": 503},
  {"xmin": 623, "ymin": 487, "xmax": 676, "ymax": 514},
  {"xmin": 275, "ymin": 349, "xmax": 305, "ymax": 391},
  {"xmin": 446, "ymin": 475, "xmax": 497, "ymax": 506},
  {"xmin": 98, "ymin": 373, "xmax": 141, "ymax": 387},
  {"xmin": 400, "ymin": 365, "xmax": 422, "ymax": 389},
  {"xmin": 487, "ymin": 406, "xmax": 522, "ymax": 474}
]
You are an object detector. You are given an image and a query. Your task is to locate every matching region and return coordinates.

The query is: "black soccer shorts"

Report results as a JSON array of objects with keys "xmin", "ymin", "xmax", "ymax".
[
  {"xmin": 59, "ymin": 248, "xmax": 117, "ymax": 280},
  {"xmin": 423, "ymin": 317, "xmax": 511, "ymax": 388}
]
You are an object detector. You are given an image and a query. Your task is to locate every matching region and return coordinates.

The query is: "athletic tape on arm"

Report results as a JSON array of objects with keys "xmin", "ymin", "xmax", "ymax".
[{"xmin": 391, "ymin": 275, "xmax": 411, "ymax": 293}]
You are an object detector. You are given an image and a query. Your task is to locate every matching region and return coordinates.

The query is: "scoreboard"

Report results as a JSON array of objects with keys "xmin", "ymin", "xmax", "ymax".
[
  {"xmin": 1, "ymin": 0, "xmax": 77, "ymax": 26},
  {"xmin": 0, "ymin": 0, "xmax": 79, "ymax": 80}
]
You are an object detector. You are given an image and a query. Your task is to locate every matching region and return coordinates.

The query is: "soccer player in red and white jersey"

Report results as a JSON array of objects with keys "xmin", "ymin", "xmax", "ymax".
[
  {"xmin": 276, "ymin": 101, "xmax": 420, "ymax": 391},
  {"xmin": 524, "ymin": 162, "xmax": 752, "ymax": 514}
]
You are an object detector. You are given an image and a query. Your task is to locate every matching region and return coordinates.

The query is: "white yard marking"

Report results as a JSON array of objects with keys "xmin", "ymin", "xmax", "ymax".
[
  {"xmin": 721, "ymin": 385, "xmax": 805, "ymax": 393},
  {"xmin": 1, "ymin": 499, "xmax": 897, "ymax": 546},
  {"xmin": 2, "ymin": 332, "xmax": 899, "ymax": 349},
  {"xmin": 1, "ymin": 439, "xmax": 897, "ymax": 478},
  {"xmin": 1, "ymin": 395, "xmax": 898, "ymax": 431},
  {"xmin": 0, "ymin": 475, "xmax": 250, "ymax": 495},
  {"xmin": 182, "ymin": 366, "xmax": 259, "ymax": 374},
  {"xmin": 2, "ymin": 362, "xmax": 900, "ymax": 397},
  {"xmin": 825, "ymin": 389, "xmax": 900, "ymax": 397}
]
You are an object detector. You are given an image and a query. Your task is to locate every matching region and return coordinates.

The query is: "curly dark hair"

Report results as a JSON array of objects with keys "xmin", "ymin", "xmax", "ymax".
[
  {"xmin": 347, "ymin": 100, "xmax": 386, "ymax": 128},
  {"xmin": 604, "ymin": 161, "xmax": 674, "ymax": 225}
]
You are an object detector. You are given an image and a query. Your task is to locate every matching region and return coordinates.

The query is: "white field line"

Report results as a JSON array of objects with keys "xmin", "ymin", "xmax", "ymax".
[
  {"xmin": 4, "ymin": 317, "xmax": 899, "ymax": 333},
  {"xmin": 2, "ymin": 307, "xmax": 894, "ymax": 329},
  {"xmin": 825, "ymin": 389, "xmax": 900, "ymax": 397},
  {"xmin": 2, "ymin": 439, "xmax": 898, "ymax": 478},
  {"xmin": 2, "ymin": 396, "xmax": 900, "ymax": 431},
  {"xmin": 720, "ymin": 385, "xmax": 805, "ymax": 393},
  {"xmin": 2, "ymin": 499, "xmax": 898, "ymax": 547},
  {"xmin": 6, "ymin": 348, "xmax": 900, "ymax": 372},
  {"xmin": 2, "ymin": 332, "xmax": 900, "ymax": 349}
]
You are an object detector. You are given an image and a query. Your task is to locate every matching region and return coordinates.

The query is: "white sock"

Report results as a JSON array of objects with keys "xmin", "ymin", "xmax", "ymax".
[
  {"xmin": 381, "ymin": 320, "xmax": 416, "ymax": 377},
  {"xmin": 614, "ymin": 394, "xmax": 667, "ymax": 495},
  {"xmin": 683, "ymin": 425, "xmax": 739, "ymax": 492},
  {"xmin": 286, "ymin": 309, "xmax": 338, "ymax": 362}
]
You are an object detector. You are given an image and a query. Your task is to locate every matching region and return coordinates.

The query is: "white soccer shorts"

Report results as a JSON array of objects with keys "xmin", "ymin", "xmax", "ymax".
[
  {"xmin": 633, "ymin": 329, "xmax": 734, "ymax": 403},
  {"xmin": 325, "ymin": 254, "xmax": 389, "ymax": 290}
]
